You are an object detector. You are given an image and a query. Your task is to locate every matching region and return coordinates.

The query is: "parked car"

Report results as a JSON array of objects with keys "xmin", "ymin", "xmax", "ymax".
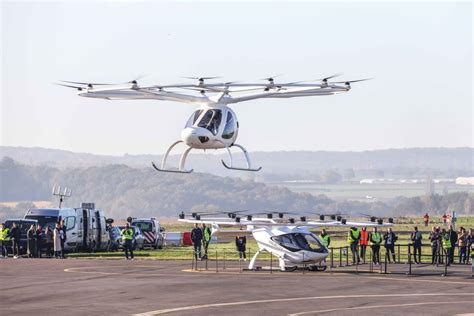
[
  {"xmin": 130, "ymin": 218, "xmax": 165, "ymax": 249},
  {"xmin": 115, "ymin": 226, "xmax": 145, "ymax": 250},
  {"xmin": 107, "ymin": 226, "xmax": 122, "ymax": 252}
]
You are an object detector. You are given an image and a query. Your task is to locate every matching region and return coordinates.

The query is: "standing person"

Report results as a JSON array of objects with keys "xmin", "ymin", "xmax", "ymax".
[
  {"xmin": 11, "ymin": 222, "xmax": 21, "ymax": 259},
  {"xmin": 36, "ymin": 225, "xmax": 44, "ymax": 258},
  {"xmin": 120, "ymin": 223, "xmax": 135, "ymax": 260},
  {"xmin": 202, "ymin": 224, "xmax": 211, "ymax": 260},
  {"xmin": 319, "ymin": 229, "xmax": 330, "ymax": 264},
  {"xmin": 319, "ymin": 229, "xmax": 331, "ymax": 248},
  {"xmin": 467, "ymin": 228, "xmax": 473, "ymax": 264},
  {"xmin": 53, "ymin": 223, "xmax": 62, "ymax": 259},
  {"xmin": 190, "ymin": 223, "xmax": 203, "ymax": 261},
  {"xmin": 429, "ymin": 226, "xmax": 440, "ymax": 264},
  {"xmin": 359, "ymin": 227, "xmax": 369, "ymax": 264},
  {"xmin": 441, "ymin": 228, "xmax": 451, "ymax": 265},
  {"xmin": 410, "ymin": 226, "xmax": 423, "ymax": 264},
  {"xmin": 45, "ymin": 226, "xmax": 53, "ymax": 258},
  {"xmin": 27, "ymin": 224, "xmax": 37, "ymax": 258},
  {"xmin": 457, "ymin": 227, "xmax": 467, "ymax": 264},
  {"xmin": 383, "ymin": 228, "xmax": 397, "ymax": 263},
  {"xmin": 369, "ymin": 227, "xmax": 382, "ymax": 265},
  {"xmin": 60, "ymin": 219, "xmax": 67, "ymax": 259},
  {"xmin": 448, "ymin": 225, "xmax": 458, "ymax": 264},
  {"xmin": 0, "ymin": 223, "xmax": 10, "ymax": 259},
  {"xmin": 442, "ymin": 214, "xmax": 447, "ymax": 226},
  {"xmin": 347, "ymin": 227, "xmax": 360, "ymax": 265},
  {"xmin": 423, "ymin": 213, "xmax": 430, "ymax": 227},
  {"xmin": 235, "ymin": 235, "xmax": 247, "ymax": 261}
]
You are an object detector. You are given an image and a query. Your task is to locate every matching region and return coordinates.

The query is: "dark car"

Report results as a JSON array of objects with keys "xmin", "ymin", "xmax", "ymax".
[
  {"xmin": 115, "ymin": 226, "xmax": 145, "ymax": 251},
  {"xmin": 4, "ymin": 219, "xmax": 38, "ymax": 256}
]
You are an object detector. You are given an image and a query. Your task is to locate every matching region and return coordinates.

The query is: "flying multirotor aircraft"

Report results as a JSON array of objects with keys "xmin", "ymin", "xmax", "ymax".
[
  {"xmin": 57, "ymin": 75, "xmax": 370, "ymax": 173},
  {"xmin": 179, "ymin": 210, "xmax": 392, "ymax": 271}
]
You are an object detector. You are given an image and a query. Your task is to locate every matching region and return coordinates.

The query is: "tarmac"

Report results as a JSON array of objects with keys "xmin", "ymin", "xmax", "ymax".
[{"xmin": 1, "ymin": 258, "xmax": 473, "ymax": 315}]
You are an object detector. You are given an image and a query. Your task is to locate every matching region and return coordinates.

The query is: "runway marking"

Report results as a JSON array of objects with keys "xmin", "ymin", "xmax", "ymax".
[
  {"xmin": 288, "ymin": 300, "xmax": 474, "ymax": 315},
  {"xmin": 133, "ymin": 293, "xmax": 474, "ymax": 315},
  {"xmin": 64, "ymin": 265, "xmax": 175, "ymax": 276}
]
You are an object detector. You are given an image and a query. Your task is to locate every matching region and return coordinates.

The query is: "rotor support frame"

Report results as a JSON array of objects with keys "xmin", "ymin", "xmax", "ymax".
[{"xmin": 221, "ymin": 143, "xmax": 262, "ymax": 172}]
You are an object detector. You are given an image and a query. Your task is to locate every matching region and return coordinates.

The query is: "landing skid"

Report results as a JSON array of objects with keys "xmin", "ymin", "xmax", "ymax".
[
  {"xmin": 221, "ymin": 144, "xmax": 262, "ymax": 172},
  {"xmin": 151, "ymin": 140, "xmax": 194, "ymax": 174},
  {"xmin": 151, "ymin": 162, "xmax": 193, "ymax": 174}
]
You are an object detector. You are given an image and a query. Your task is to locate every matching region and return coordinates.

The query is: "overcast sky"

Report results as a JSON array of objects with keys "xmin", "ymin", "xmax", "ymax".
[{"xmin": 1, "ymin": 1, "xmax": 472, "ymax": 155}]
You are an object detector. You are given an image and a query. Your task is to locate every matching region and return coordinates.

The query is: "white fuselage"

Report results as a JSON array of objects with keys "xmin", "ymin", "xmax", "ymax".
[
  {"xmin": 252, "ymin": 226, "xmax": 329, "ymax": 266},
  {"xmin": 181, "ymin": 104, "xmax": 239, "ymax": 149}
]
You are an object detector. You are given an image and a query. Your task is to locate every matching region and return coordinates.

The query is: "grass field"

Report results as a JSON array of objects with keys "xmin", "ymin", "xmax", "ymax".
[
  {"xmin": 68, "ymin": 216, "xmax": 474, "ymax": 261},
  {"xmin": 268, "ymin": 182, "xmax": 473, "ymax": 201}
]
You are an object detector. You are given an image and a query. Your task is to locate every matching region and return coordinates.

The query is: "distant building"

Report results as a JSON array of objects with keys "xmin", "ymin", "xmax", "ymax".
[{"xmin": 455, "ymin": 177, "xmax": 474, "ymax": 185}]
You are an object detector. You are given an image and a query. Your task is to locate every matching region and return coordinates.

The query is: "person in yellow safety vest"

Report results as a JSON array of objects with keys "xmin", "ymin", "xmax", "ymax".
[
  {"xmin": 0, "ymin": 223, "xmax": 10, "ymax": 259},
  {"xmin": 441, "ymin": 228, "xmax": 451, "ymax": 266},
  {"xmin": 348, "ymin": 227, "xmax": 361, "ymax": 265},
  {"xmin": 369, "ymin": 227, "xmax": 382, "ymax": 265},
  {"xmin": 121, "ymin": 223, "xmax": 135, "ymax": 260},
  {"xmin": 319, "ymin": 229, "xmax": 331, "ymax": 248},
  {"xmin": 202, "ymin": 224, "xmax": 211, "ymax": 260}
]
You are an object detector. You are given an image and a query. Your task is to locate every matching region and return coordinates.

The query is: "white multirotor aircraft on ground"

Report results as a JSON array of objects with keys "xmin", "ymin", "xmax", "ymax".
[
  {"xmin": 57, "ymin": 75, "xmax": 370, "ymax": 173},
  {"xmin": 179, "ymin": 211, "xmax": 392, "ymax": 271}
]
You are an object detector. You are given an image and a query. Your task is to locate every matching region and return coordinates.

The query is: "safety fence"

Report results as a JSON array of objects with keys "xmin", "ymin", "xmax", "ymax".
[{"xmin": 188, "ymin": 244, "xmax": 473, "ymax": 278}]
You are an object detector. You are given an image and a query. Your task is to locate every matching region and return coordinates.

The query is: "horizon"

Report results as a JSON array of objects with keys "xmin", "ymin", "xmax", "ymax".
[{"xmin": 1, "ymin": 144, "xmax": 473, "ymax": 157}]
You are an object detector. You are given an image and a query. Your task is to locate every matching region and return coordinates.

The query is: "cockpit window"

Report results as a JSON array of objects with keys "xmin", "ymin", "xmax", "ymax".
[
  {"xmin": 185, "ymin": 110, "xmax": 203, "ymax": 127},
  {"xmin": 197, "ymin": 109, "xmax": 222, "ymax": 135},
  {"xmin": 222, "ymin": 111, "xmax": 236, "ymax": 139},
  {"xmin": 271, "ymin": 233, "xmax": 326, "ymax": 253}
]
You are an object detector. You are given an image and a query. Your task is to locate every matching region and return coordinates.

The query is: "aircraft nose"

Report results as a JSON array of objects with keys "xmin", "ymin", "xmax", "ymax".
[{"xmin": 181, "ymin": 127, "xmax": 210, "ymax": 146}]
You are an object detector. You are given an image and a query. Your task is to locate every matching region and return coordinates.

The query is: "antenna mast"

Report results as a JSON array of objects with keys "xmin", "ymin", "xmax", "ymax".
[{"xmin": 52, "ymin": 185, "xmax": 72, "ymax": 208}]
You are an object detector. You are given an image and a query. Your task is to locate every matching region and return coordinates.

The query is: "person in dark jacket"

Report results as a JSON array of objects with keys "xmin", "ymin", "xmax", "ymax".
[
  {"xmin": 429, "ymin": 226, "xmax": 441, "ymax": 264},
  {"xmin": 383, "ymin": 228, "xmax": 397, "ymax": 263},
  {"xmin": 27, "ymin": 224, "xmax": 37, "ymax": 258},
  {"xmin": 60, "ymin": 219, "xmax": 67, "ymax": 259},
  {"xmin": 36, "ymin": 226, "xmax": 44, "ymax": 258},
  {"xmin": 448, "ymin": 225, "xmax": 458, "ymax": 264},
  {"xmin": 10, "ymin": 222, "xmax": 21, "ymax": 259},
  {"xmin": 235, "ymin": 235, "xmax": 247, "ymax": 261},
  {"xmin": 467, "ymin": 228, "xmax": 473, "ymax": 264},
  {"xmin": 190, "ymin": 224, "xmax": 203, "ymax": 260},
  {"xmin": 45, "ymin": 226, "xmax": 53, "ymax": 258},
  {"xmin": 411, "ymin": 226, "xmax": 423, "ymax": 264}
]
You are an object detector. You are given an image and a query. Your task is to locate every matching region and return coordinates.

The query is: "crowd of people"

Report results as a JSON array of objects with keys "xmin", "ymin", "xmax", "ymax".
[
  {"xmin": 0, "ymin": 220, "xmax": 67, "ymax": 259},
  {"xmin": 346, "ymin": 225, "xmax": 473, "ymax": 265}
]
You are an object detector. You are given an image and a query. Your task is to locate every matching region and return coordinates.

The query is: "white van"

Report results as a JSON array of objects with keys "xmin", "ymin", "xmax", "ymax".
[{"xmin": 24, "ymin": 203, "xmax": 109, "ymax": 252}]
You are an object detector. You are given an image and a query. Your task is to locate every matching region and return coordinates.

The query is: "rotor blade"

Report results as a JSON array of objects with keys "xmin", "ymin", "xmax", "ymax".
[
  {"xmin": 320, "ymin": 73, "xmax": 343, "ymax": 81},
  {"xmin": 183, "ymin": 76, "xmax": 221, "ymax": 80},
  {"xmin": 54, "ymin": 83, "xmax": 84, "ymax": 89},
  {"xmin": 60, "ymin": 80, "xmax": 114, "ymax": 86},
  {"xmin": 260, "ymin": 74, "xmax": 283, "ymax": 81},
  {"xmin": 332, "ymin": 78, "xmax": 373, "ymax": 84}
]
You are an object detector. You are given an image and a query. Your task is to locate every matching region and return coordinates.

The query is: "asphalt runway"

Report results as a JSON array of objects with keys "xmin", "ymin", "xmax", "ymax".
[{"xmin": 1, "ymin": 259, "xmax": 473, "ymax": 315}]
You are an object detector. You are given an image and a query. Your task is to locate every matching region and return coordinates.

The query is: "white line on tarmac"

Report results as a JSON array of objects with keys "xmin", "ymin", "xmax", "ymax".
[
  {"xmin": 133, "ymin": 293, "xmax": 474, "ymax": 316},
  {"xmin": 289, "ymin": 300, "xmax": 474, "ymax": 315}
]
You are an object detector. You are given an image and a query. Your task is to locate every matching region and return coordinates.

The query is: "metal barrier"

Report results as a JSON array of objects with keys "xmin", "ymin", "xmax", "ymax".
[{"xmin": 185, "ymin": 243, "xmax": 471, "ymax": 277}]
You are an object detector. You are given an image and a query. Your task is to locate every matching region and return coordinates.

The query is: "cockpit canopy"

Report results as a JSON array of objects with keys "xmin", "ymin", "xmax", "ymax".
[
  {"xmin": 271, "ymin": 233, "xmax": 327, "ymax": 253},
  {"xmin": 185, "ymin": 108, "xmax": 237, "ymax": 138}
]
